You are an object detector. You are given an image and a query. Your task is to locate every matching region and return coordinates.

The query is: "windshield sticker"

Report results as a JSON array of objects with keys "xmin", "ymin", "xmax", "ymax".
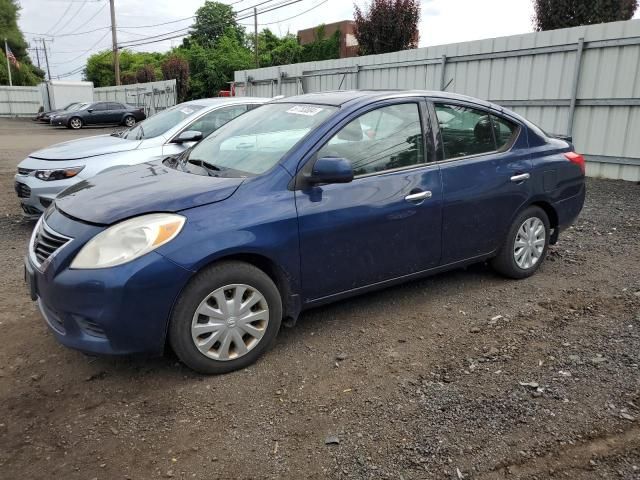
[
  {"xmin": 180, "ymin": 107, "xmax": 194, "ymax": 115},
  {"xmin": 286, "ymin": 105, "xmax": 324, "ymax": 116}
]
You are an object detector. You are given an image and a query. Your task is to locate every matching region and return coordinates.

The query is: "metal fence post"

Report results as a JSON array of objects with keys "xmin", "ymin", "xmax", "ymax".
[
  {"xmin": 277, "ymin": 67, "xmax": 282, "ymax": 96},
  {"xmin": 567, "ymin": 37, "xmax": 585, "ymax": 137},
  {"xmin": 355, "ymin": 64, "xmax": 360, "ymax": 89},
  {"xmin": 439, "ymin": 55, "xmax": 447, "ymax": 90}
]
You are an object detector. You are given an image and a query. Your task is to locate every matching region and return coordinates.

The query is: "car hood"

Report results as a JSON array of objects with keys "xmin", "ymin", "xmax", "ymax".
[
  {"xmin": 55, "ymin": 161, "xmax": 245, "ymax": 225},
  {"xmin": 29, "ymin": 135, "xmax": 141, "ymax": 161}
]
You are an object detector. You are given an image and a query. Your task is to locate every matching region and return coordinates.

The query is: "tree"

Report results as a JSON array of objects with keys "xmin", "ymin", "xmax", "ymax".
[
  {"xmin": 533, "ymin": 0, "xmax": 638, "ymax": 31},
  {"xmin": 136, "ymin": 65, "xmax": 156, "ymax": 83},
  {"xmin": 180, "ymin": 29, "xmax": 253, "ymax": 99},
  {"xmin": 85, "ymin": 50, "xmax": 164, "ymax": 86},
  {"xmin": 353, "ymin": 0, "xmax": 420, "ymax": 55},
  {"xmin": 0, "ymin": 0, "xmax": 44, "ymax": 86},
  {"xmin": 190, "ymin": 1, "xmax": 244, "ymax": 47},
  {"xmin": 162, "ymin": 54, "xmax": 190, "ymax": 102}
]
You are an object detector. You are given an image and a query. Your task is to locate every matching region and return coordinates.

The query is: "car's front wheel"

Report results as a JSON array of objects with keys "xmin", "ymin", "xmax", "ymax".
[
  {"xmin": 491, "ymin": 206, "xmax": 550, "ymax": 279},
  {"xmin": 169, "ymin": 261, "xmax": 282, "ymax": 374},
  {"xmin": 68, "ymin": 117, "xmax": 83, "ymax": 129},
  {"xmin": 123, "ymin": 115, "xmax": 136, "ymax": 127}
]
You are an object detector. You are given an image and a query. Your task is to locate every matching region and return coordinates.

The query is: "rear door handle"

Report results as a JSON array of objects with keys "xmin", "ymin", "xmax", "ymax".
[
  {"xmin": 405, "ymin": 191, "xmax": 432, "ymax": 202},
  {"xmin": 510, "ymin": 173, "xmax": 530, "ymax": 183}
]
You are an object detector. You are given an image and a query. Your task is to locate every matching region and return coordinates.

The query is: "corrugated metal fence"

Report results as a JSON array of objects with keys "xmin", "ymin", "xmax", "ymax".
[
  {"xmin": 0, "ymin": 86, "xmax": 41, "ymax": 117},
  {"xmin": 235, "ymin": 19, "xmax": 640, "ymax": 181},
  {"xmin": 1, "ymin": 79, "xmax": 177, "ymax": 118},
  {"xmin": 94, "ymin": 79, "xmax": 177, "ymax": 117}
]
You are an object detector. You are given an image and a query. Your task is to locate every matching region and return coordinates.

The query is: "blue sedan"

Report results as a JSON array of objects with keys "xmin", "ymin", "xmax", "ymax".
[{"xmin": 25, "ymin": 91, "xmax": 586, "ymax": 374}]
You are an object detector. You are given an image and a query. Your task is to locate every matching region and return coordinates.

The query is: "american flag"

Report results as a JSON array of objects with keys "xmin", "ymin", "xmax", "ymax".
[{"xmin": 5, "ymin": 44, "xmax": 19, "ymax": 69}]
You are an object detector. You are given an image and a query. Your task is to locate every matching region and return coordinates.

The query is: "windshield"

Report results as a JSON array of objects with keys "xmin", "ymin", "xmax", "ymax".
[
  {"xmin": 184, "ymin": 103, "xmax": 337, "ymax": 176},
  {"xmin": 63, "ymin": 102, "xmax": 79, "ymax": 110},
  {"xmin": 122, "ymin": 103, "xmax": 205, "ymax": 140}
]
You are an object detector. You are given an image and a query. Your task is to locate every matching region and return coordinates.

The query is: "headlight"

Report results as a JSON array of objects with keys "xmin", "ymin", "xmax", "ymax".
[
  {"xmin": 35, "ymin": 166, "xmax": 84, "ymax": 181},
  {"xmin": 70, "ymin": 213, "xmax": 186, "ymax": 269}
]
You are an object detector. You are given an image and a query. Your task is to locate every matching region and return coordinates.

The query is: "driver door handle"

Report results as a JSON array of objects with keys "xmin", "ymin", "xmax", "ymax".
[
  {"xmin": 405, "ymin": 191, "xmax": 432, "ymax": 202},
  {"xmin": 510, "ymin": 173, "xmax": 531, "ymax": 182}
]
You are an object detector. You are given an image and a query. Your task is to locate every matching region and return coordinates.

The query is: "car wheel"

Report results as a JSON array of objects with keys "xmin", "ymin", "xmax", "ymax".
[
  {"xmin": 491, "ymin": 206, "xmax": 550, "ymax": 279},
  {"xmin": 68, "ymin": 117, "xmax": 83, "ymax": 129},
  {"xmin": 169, "ymin": 261, "xmax": 282, "ymax": 374},
  {"xmin": 123, "ymin": 115, "xmax": 136, "ymax": 127}
]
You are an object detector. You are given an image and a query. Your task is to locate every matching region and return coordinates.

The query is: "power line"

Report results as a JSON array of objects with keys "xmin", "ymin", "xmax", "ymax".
[
  {"xmin": 45, "ymin": 0, "xmax": 75, "ymax": 34},
  {"xmin": 65, "ymin": 0, "xmax": 109, "ymax": 35},
  {"xmin": 51, "ymin": 0, "xmax": 89, "ymax": 36},
  {"xmin": 239, "ymin": 0, "xmax": 327, "ymax": 26},
  {"xmin": 118, "ymin": 0, "xmax": 304, "ymax": 48},
  {"xmin": 50, "ymin": 29, "xmax": 111, "ymax": 65}
]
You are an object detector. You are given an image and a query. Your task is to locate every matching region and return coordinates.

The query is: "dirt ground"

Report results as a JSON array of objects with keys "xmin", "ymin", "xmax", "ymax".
[{"xmin": 0, "ymin": 118, "xmax": 638, "ymax": 480}]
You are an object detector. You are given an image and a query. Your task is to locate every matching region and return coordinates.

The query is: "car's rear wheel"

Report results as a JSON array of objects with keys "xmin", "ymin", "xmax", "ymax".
[
  {"xmin": 123, "ymin": 115, "xmax": 136, "ymax": 127},
  {"xmin": 68, "ymin": 117, "xmax": 83, "ymax": 129},
  {"xmin": 169, "ymin": 261, "xmax": 282, "ymax": 374},
  {"xmin": 491, "ymin": 206, "xmax": 550, "ymax": 279}
]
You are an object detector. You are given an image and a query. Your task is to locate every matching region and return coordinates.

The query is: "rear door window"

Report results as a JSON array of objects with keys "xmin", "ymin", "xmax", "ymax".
[
  {"xmin": 435, "ymin": 104, "xmax": 495, "ymax": 159},
  {"xmin": 491, "ymin": 115, "xmax": 519, "ymax": 150}
]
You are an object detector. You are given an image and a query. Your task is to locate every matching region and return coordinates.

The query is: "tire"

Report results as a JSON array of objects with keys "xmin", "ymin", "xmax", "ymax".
[
  {"xmin": 169, "ymin": 261, "xmax": 282, "ymax": 374},
  {"xmin": 68, "ymin": 117, "xmax": 83, "ymax": 130},
  {"xmin": 123, "ymin": 115, "xmax": 136, "ymax": 127},
  {"xmin": 491, "ymin": 206, "xmax": 550, "ymax": 279}
]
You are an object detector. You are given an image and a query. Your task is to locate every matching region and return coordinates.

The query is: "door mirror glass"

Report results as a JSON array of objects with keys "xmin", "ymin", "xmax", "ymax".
[
  {"xmin": 307, "ymin": 157, "xmax": 354, "ymax": 185},
  {"xmin": 173, "ymin": 130, "xmax": 203, "ymax": 144}
]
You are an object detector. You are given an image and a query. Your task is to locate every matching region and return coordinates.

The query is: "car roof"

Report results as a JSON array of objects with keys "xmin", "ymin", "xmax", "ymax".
[
  {"xmin": 271, "ymin": 89, "xmax": 500, "ymax": 110},
  {"xmin": 181, "ymin": 97, "xmax": 272, "ymax": 107}
]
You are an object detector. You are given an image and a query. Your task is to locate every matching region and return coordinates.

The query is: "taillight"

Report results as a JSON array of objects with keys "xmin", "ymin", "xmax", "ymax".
[{"xmin": 564, "ymin": 151, "xmax": 585, "ymax": 175}]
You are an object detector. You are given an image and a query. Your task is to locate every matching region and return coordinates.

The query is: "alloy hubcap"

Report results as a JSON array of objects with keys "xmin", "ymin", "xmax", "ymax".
[
  {"xmin": 191, "ymin": 284, "xmax": 269, "ymax": 361},
  {"xmin": 513, "ymin": 217, "xmax": 545, "ymax": 269},
  {"xmin": 71, "ymin": 119, "xmax": 81, "ymax": 128},
  {"xmin": 125, "ymin": 117, "xmax": 135, "ymax": 126}
]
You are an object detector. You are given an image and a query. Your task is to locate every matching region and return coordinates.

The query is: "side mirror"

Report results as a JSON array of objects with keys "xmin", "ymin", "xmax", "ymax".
[
  {"xmin": 87, "ymin": 109, "xmax": 94, "ymax": 113},
  {"xmin": 307, "ymin": 156, "xmax": 354, "ymax": 185},
  {"xmin": 173, "ymin": 130, "xmax": 203, "ymax": 144}
]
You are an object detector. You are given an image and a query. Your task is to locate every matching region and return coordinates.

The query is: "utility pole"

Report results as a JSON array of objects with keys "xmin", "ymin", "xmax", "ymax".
[
  {"xmin": 41, "ymin": 38, "xmax": 52, "ymax": 81},
  {"xmin": 254, "ymin": 7, "xmax": 258, "ymax": 68},
  {"xmin": 34, "ymin": 44, "xmax": 41, "ymax": 69},
  {"xmin": 109, "ymin": 0, "xmax": 120, "ymax": 85}
]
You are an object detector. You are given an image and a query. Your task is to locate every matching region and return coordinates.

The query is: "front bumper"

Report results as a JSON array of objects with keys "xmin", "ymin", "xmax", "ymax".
[
  {"xmin": 14, "ymin": 173, "xmax": 80, "ymax": 217},
  {"xmin": 50, "ymin": 117, "xmax": 67, "ymax": 126},
  {"xmin": 25, "ymin": 212, "xmax": 193, "ymax": 356}
]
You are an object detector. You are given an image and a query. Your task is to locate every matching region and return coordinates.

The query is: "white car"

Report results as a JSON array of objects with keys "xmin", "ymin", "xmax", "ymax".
[{"xmin": 15, "ymin": 97, "xmax": 270, "ymax": 217}]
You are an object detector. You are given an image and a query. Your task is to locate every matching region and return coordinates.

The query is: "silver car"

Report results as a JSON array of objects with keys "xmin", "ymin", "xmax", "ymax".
[{"xmin": 15, "ymin": 97, "xmax": 270, "ymax": 217}]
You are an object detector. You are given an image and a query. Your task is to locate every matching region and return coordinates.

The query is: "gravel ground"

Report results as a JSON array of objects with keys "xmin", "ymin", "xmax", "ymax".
[{"xmin": 0, "ymin": 118, "xmax": 638, "ymax": 479}]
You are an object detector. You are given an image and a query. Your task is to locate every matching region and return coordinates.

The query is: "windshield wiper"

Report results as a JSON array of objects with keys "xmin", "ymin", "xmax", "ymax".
[{"xmin": 188, "ymin": 159, "xmax": 223, "ymax": 177}]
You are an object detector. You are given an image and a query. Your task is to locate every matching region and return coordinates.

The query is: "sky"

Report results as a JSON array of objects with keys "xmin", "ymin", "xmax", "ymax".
[{"xmin": 17, "ymin": 0, "xmax": 640, "ymax": 81}]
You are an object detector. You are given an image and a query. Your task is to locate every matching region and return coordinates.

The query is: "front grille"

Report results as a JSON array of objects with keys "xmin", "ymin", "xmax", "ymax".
[
  {"xmin": 15, "ymin": 182, "xmax": 31, "ymax": 198},
  {"xmin": 17, "ymin": 167, "xmax": 34, "ymax": 175},
  {"xmin": 32, "ymin": 221, "xmax": 71, "ymax": 266}
]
